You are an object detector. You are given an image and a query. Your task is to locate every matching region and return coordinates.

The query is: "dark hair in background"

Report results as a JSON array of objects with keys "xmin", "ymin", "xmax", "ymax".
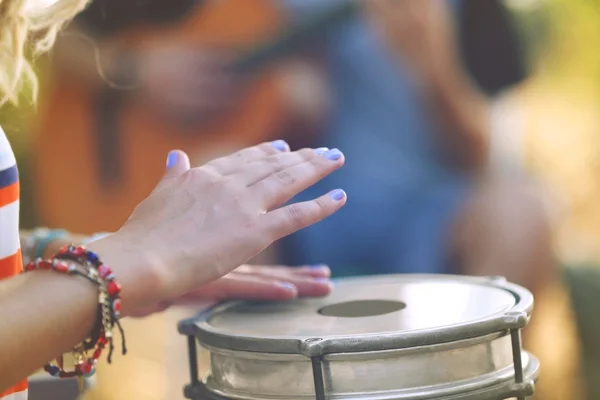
[
  {"xmin": 458, "ymin": 0, "xmax": 529, "ymax": 96},
  {"xmin": 76, "ymin": 0, "xmax": 528, "ymax": 95},
  {"xmin": 74, "ymin": 0, "xmax": 197, "ymax": 37}
]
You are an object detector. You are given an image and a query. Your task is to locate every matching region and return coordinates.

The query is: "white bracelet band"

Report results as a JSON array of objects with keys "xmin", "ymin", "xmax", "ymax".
[{"xmin": 82, "ymin": 232, "xmax": 111, "ymax": 245}]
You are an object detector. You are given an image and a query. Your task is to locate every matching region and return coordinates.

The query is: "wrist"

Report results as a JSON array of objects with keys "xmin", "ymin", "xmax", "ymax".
[
  {"xmin": 86, "ymin": 233, "xmax": 164, "ymax": 318},
  {"xmin": 24, "ymin": 245, "xmax": 129, "ymax": 377}
]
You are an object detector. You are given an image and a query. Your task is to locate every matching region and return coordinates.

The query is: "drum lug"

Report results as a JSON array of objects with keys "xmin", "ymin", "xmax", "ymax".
[
  {"xmin": 302, "ymin": 339, "xmax": 328, "ymax": 400},
  {"xmin": 509, "ymin": 379, "xmax": 536, "ymax": 400},
  {"xmin": 502, "ymin": 311, "xmax": 529, "ymax": 329},
  {"xmin": 300, "ymin": 337, "xmax": 327, "ymax": 357}
]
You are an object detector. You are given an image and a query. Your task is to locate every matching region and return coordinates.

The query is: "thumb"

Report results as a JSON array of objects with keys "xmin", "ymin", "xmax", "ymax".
[
  {"xmin": 154, "ymin": 150, "xmax": 191, "ymax": 191},
  {"xmin": 164, "ymin": 149, "xmax": 191, "ymax": 176}
]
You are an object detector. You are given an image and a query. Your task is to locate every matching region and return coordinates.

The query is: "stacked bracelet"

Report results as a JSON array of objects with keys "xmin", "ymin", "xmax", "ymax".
[
  {"xmin": 23, "ymin": 245, "xmax": 127, "ymax": 379},
  {"xmin": 22, "ymin": 229, "xmax": 112, "ymax": 266},
  {"xmin": 21, "ymin": 228, "xmax": 68, "ymax": 266}
]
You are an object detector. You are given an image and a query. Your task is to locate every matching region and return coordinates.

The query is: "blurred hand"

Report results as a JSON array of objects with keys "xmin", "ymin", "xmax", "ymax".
[
  {"xmin": 161, "ymin": 264, "xmax": 333, "ymax": 310},
  {"xmin": 137, "ymin": 46, "xmax": 243, "ymax": 124},
  {"xmin": 367, "ymin": 0, "xmax": 460, "ymax": 79},
  {"xmin": 89, "ymin": 141, "xmax": 346, "ymax": 317}
]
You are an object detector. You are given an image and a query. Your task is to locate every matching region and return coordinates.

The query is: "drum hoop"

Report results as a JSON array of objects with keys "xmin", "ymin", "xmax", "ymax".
[
  {"xmin": 198, "ymin": 331, "xmax": 507, "ymax": 361},
  {"xmin": 178, "ymin": 274, "xmax": 533, "ymax": 357}
]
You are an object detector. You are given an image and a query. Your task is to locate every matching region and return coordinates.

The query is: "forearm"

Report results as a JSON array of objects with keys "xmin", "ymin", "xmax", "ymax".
[
  {"xmin": 423, "ymin": 63, "xmax": 492, "ymax": 171},
  {"xmin": 2, "ymin": 233, "xmax": 133, "ymax": 390},
  {"xmin": 0, "ymin": 270, "xmax": 97, "ymax": 391}
]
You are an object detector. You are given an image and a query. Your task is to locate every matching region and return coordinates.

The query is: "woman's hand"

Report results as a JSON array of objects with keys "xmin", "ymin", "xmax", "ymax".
[{"xmin": 89, "ymin": 142, "xmax": 346, "ymax": 317}]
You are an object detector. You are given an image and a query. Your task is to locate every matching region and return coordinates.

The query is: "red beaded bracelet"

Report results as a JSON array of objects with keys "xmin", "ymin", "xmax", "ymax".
[{"xmin": 23, "ymin": 245, "xmax": 127, "ymax": 381}]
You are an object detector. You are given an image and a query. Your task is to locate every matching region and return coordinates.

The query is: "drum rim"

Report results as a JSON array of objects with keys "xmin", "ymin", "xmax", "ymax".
[{"xmin": 178, "ymin": 274, "xmax": 533, "ymax": 357}]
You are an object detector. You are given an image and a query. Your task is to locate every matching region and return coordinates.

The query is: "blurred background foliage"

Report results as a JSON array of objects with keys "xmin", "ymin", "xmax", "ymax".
[{"xmin": 508, "ymin": 0, "xmax": 600, "ymax": 264}]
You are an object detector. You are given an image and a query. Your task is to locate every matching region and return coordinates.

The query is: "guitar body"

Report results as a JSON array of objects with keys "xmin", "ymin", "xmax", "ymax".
[{"xmin": 33, "ymin": 0, "xmax": 307, "ymax": 234}]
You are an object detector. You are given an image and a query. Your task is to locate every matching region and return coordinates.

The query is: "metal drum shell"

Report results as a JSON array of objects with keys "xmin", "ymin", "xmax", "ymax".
[{"xmin": 179, "ymin": 275, "xmax": 539, "ymax": 400}]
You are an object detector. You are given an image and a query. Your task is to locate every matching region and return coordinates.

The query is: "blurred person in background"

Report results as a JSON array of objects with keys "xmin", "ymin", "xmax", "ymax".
[
  {"xmin": 278, "ymin": 0, "xmax": 555, "ymax": 299},
  {"xmin": 41, "ymin": 0, "xmax": 554, "ymax": 331},
  {"xmin": 276, "ymin": 4, "xmax": 577, "ymax": 398},
  {"xmin": 52, "ymin": 0, "xmax": 555, "ymax": 295}
]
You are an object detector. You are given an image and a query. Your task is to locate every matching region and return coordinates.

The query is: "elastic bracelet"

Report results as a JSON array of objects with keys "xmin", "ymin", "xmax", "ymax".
[
  {"xmin": 22, "ymin": 228, "xmax": 69, "ymax": 266},
  {"xmin": 23, "ymin": 245, "xmax": 127, "ymax": 380},
  {"xmin": 82, "ymin": 232, "xmax": 111, "ymax": 246}
]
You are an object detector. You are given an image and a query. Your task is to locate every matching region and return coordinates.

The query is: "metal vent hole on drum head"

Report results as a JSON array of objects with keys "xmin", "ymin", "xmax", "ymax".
[{"xmin": 318, "ymin": 300, "xmax": 406, "ymax": 318}]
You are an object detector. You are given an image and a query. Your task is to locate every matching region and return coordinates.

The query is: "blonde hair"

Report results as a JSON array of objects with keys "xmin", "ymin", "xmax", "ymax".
[{"xmin": 0, "ymin": 0, "xmax": 90, "ymax": 106}]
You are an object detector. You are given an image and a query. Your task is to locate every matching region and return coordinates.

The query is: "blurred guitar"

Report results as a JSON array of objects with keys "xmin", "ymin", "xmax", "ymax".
[{"xmin": 31, "ymin": 0, "xmax": 349, "ymax": 234}]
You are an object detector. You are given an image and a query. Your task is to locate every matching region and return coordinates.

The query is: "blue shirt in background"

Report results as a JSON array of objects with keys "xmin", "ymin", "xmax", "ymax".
[{"xmin": 279, "ymin": 0, "xmax": 470, "ymax": 277}]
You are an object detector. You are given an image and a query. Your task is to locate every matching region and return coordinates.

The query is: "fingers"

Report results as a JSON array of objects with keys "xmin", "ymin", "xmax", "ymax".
[
  {"xmin": 233, "ymin": 267, "xmax": 333, "ymax": 297},
  {"xmin": 294, "ymin": 264, "xmax": 331, "ymax": 278},
  {"xmin": 236, "ymin": 264, "xmax": 331, "ymax": 278},
  {"xmin": 240, "ymin": 147, "xmax": 328, "ymax": 186},
  {"xmin": 261, "ymin": 189, "xmax": 347, "ymax": 240},
  {"xmin": 251, "ymin": 149, "xmax": 345, "ymax": 210},
  {"xmin": 180, "ymin": 270, "xmax": 333, "ymax": 303},
  {"xmin": 180, "ymin": 274, "xmax": 299, "ymax": 302},
  {"xmin": 205, "ymin": 140, "xmax": 291, "ymax": 175}
]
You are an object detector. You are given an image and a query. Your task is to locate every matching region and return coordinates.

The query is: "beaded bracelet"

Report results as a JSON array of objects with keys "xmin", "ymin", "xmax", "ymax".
[{"xmin": 23, "ymin": 245, "xmax": 127, "ymax": 381}]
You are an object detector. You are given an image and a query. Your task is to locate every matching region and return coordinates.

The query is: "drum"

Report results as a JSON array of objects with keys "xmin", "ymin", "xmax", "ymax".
[{"xmin": 178, "ymin": 274, "xmax": 539, "ymax": 400}]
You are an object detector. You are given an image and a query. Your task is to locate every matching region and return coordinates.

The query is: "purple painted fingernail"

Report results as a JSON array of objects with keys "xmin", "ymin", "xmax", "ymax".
[
  {"xmin": 279, "ymin": 282, "xmax": 296, "ymax": 290},
  {"xmin": 272, "ymin": 140, "xmax": 289, "ymax": 152},
  {"xmin": 329, "ymin": 189, "xmax": 346, "ymax": 201},
  {"xmin": 166, "ymin": 151, "xmax": 178, "ymax": 169},
  {"xmin": 314, "ymin": 147, "xmax": 329, "ymax": 155},
  {"xmin": 324, "ymin": 148, "xmax": 343, "ymax": 161}
]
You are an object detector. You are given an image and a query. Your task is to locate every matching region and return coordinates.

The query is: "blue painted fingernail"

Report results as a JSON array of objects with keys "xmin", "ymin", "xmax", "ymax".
[
  {"xmin": 272, "ymin": 140, "xmax": 289, "ymax": 152},
  {"xmin": 324, "ymin": 148, "xmax": 343, "ymax": 161},
  {"xmin": 329, "ymin": 189, "xmax": 346, "ymax": 201},
  {"xmin": 314, "ymin": 147, "xmax": 328, "ymax": 155},
  {"xmin": 166, "ymin": 151, "xmax": 178, "ymax": 169}
]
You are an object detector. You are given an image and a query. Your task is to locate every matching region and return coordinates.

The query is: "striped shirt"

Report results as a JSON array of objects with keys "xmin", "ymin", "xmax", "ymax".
[{"xmin": 0, "ymin": 126, "xmax": 28, "ymax": 400}]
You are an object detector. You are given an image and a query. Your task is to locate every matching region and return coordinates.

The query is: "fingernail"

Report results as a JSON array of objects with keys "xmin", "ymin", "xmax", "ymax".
[
  {"xmin": 310, "ymin": 264, "xmax": 328, "ymax": 269},
  {"xmin": 166, "ymin": 151, "xmax": 178, "ymax": 169},
  {"xmin": 314, "ymin": 147, "xmax": 329, "ymax": 155},
  {"xmin": 324, "ymin": 148, "xmax": 343, "ymax": 161},
  {"xmin": 329, "ymin": 189, "xmax": 346, "ymax": 201},
  {"xmin": 279, "ymin": 282, "xmax": 296, "ymax": 291},
  {"xmin": 315, "ymin": 278, "xmax": 331, "ymax": 284},
  {"xmin": 272, "ymin": 140, "xmax": 289, "ymax": 152}
]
